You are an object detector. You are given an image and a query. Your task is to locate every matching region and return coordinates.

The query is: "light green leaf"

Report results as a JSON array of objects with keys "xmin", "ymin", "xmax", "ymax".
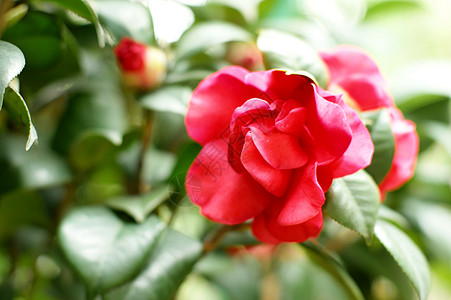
[
  {"xmin": 0, "ymin": 41, "xmax": 25, "ymax": 109},
  {"xmin": 139, "ymin": 86, "xmax": 192, "ymax": 116},
  {"xmin": 423, "ymin": 122, "xmax": 451, "ymax": 158},
  {"xmin": 107, "ymin": 186, "xmax": 171, "ymax": 223},
  {"xmin": 362, "ymin": 109, "xmax": 395, "ymax": 184},
  {"xmin": 58, "ymin": 207, "xmax": 166, "ymax": 295},
  {"xmin": 374, "ymin": 219, "xmax": 431, "ymax": 300},
  {"xmin": 257, "ymin": 29, "xmax": 328, "ymax": 87},
  {"xmin": 104, "ymin": 228, "xmax": 202, "ymax": 300},
  {"xmin": 90, "ymin": 0, "xmax": 154, "ymax": 44},
  {"xmin": 325, "ymin": 170, "xmax": 380, "ymax": 243},
  {"xmin": 301, "ymin": 242, "xmax": 364, "ymax": 300},
  {"xmin": 3, "ymin": 87, "xmax": 37, "ymax": 150},
  {"xmin": 176, "ymin": 21, "xmax": 253, "ymax": 59}
]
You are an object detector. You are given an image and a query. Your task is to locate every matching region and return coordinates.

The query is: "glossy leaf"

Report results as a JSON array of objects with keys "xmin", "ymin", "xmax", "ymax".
[
  {"xmin": 90, "ymin": 0, "xmax": 154, "ymax": 44},
  {"xmin": 58, "ymin": 207, "xmax": 166, "ymax": 295},
  {"xmin": 362, "ymin": 109, "xmax": 395, "ymax": 184},
  {"xmin": 325, "ymin": 170, "xmax": 380, "ymax": 244},
  {"xmin": 52, "ymin": 91, "xmax": 126, "ymax": 154},
  {"xmin": 0, "ymin": 41, "xmax": 25, "ymax": 109},
  {"xmin": 104, "ymin": 228, "xmax": 202, "ymax": 300},
  {"xmin": 35, "ymin": 0, "xmax": 98, "ymax": 22},
  {"xmin": 107, "ymin": 186, "xmax": 171, "ymax": 223},
  {"xmin": 374, "ymin": 219, "xmax": 431, "ymax": 300},
  {"xmin": 257, "ymin": 29, "xmax": 328, "ymax": 87},
  {"xmin": 176, "ymin": 21, "xmax": 253, "ymax": 59},
  {"xmin": 139, "ymin": 86, "xmax": 192, "ymax": 116},
  {"xmin": 0, "ymin": 135, "xmax": 70, "ymax": 192},
  {"xmin": 3, "ymin": 87, "xmax": 38, "ymax": 150},
  {"xmin": 302, "ymin": 242, "xmax": 364, "ymax": 300}
]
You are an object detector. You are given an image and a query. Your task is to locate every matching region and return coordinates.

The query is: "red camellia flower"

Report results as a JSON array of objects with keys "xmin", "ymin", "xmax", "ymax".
[
  {"xmin": 185, "ymin": 66, "xmax": 374, "ymax": 243},
  {"xmin": 320, "ymin": 46, "xmax": 419, "ymax": 197},
  {"xmin": 114, "ymin": 37, "xmax": 167, "ymax": 90}
]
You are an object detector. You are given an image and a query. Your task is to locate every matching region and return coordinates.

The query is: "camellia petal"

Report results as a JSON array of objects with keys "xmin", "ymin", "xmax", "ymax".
[
  {"xmin": 306, "ymin": 87, "xmax": 352, "ymax": 164},
  {"xmin": 318, "ymin": 88, "xmax": 374, "ymax": 177},
  {"xmin": 250, "ymin": 127, "xmax": 309, "ymax": 170},
  {"xmin": 379, "ymin": 107, "xmax": 419, "ymax": 194},
  {"xmin": 186, "ymin": 139, "xmax": 273, "ymax": 225},
  {"xmin": 276, "ymin": 163, "xmax": 325, "ymax": 226},
  {"xmin": 252, "ymin": 210, "xmax": 323, "ymax": 244},
  {"xmin": 185, "ymin": 66, "xmax": 261, "ymax": 145},
  {"xmin": 241, "ymin": 133, "xmax": 292, "ymax": 197},
  {"xmin": 320, "ymin": 46, "xmax": 394, "ymax": 110}
]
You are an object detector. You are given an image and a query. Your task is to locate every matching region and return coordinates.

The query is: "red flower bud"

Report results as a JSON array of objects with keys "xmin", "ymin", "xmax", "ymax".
[
  {"xmin": 225, "ymin": 42, "xmax": 264, "ymax": 71},
  {"xmin": 114, "ymin": 37, "xmax": 167, "ymax": 90}
]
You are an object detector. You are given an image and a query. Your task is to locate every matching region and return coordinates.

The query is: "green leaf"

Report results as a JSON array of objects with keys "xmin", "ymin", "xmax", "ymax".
[
  {"xmin": 0, "ymin": 41, "xmax": 25, "ymax": 109},
  {"xmin": 257, "ymin": 29, "xmax": 328, "ymax": 88},
  {"xmin": 374, "ymin": 219, "xmax": 431, "ymax": 300},
  {"xmin": 0, "ymin": 190, "xmax": 51, "ymax": 240},
  {"xmin": 301, "ymin": 242, "xmax": 365, "ymax": 300},
  {"xmin": 34, "ymin": 0, "xmax": 98, "ymax": 22},
  {"xmin": 139, "ymin": 86, "xmax": 192, "ymax": 116},
  {"xmin": 0, "ymin": 135, "xmax": 71, "ymax": 192},
  {"xmin": 52, "ymin": 91, "xmax": 126, "ymax": 154},
  {"xmin": 90, "ymin": 0, "xmax": 154, "ymax": 44},
  {"xmin": 107, "ymin": 186, "xmax": 171, "ymax": 223},
  {"xmin": 365, "ymin": 0, "xmax": 423, "ymax": 21},
  {"xmin": 3, "ymin": 87, "xmax": 38, "ymax": 150},
  {"xmin": 176, "ymin": 21, "xmax": 253, "ymax": 59},
  {"xmin": 104, "ymin": 228, "xmax": 202, "ymax": 300},
  {"xmin": 58, "ymin": 207, "xmax": 166, "ymax": 295},
  {"xmin": 325, "ymin": 170, "xmax": 380, "ymax": 244},
  {"xmin": 422, "ymin": 122, "xmax": 451, "ymax": 158},
  {"xmin": 362, "ymin": 109, "xmax": 395, "ymax": 184}
]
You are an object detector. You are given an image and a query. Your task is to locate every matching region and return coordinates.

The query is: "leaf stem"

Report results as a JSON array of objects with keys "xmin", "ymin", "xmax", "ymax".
[
  {"xmin": 136, "ymin": 109, "xmax": 154, "ymax": 194},
  {"xmin": 202, "ymin": 223, "xmax": 250, "ymax": 254},
  {"xmin": 0, "ymin": 0, "xmax": 13, "ymax": 38}
]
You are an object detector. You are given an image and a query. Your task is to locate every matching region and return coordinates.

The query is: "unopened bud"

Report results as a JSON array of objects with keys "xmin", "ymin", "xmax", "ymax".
[
  {"xmin": 225, "ymin": 42, "xmax": 264, "ymax": 71},
  {"xmin": 114, "ymin": 37, "xmax": 167, "ymax": 90}
]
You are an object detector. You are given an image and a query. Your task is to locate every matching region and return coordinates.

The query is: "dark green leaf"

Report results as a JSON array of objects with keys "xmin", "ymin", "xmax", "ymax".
[
  {"xmin": 0, "ymin": 135, "xmax": 70, "ymax": 192},
  {"xmin": 374, "ymin": 219, "xmax": 431, "ymax": 300},
  {"xmin": 3, "ymin": 87, "xmax": 37, "ymax": 150},
  {"xmin": 107, "ymin": 185, "xmax": 171, "ymax": 223},
  {"xmin": 362, "ymin": 109, "xmax": 395, "ymax": 184},
  {"xmin": 104, "ymin": 228, "xmax": 202, "ymax": 300},
  {"xmin": 301, "ymin": 242, "xmax": 365, "ymax": 300},
  {"xmin": 0, "ymin": 40, "xmax": 25, "ymax": 109},
  {"xmin": 58, "ymin": 207, "xmax": 166, "ymax": 295},
  {"xmin": 257, "ymin": 29, "xmax": 328, "ymax": 87},
  {"xmin": 52, "ymin": 91, "xmax": 126, "ymax": 154},
  {"xmin": 176, "ymin": 21, "xmax": 253, "ymax": 59},
  {"xmin": 139, "ymin": 86, "xmax": 192, "ymax": 116},
  {"xmin": 0, "ymin": 190, "xmax": 51, "ymax": 240},
  {"xmin": 325, "ymin": 170, "xmax": 380, "ymax": 244}
]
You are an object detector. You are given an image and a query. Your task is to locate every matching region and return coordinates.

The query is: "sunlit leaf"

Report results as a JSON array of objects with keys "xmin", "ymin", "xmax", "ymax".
[
  {"xmin": 139, "ymin": 86, "xmax": 192, "ymax": 116},
  {"xmin": 257, "ymin": 29, "xmax": 328, "ymax": 87},
  {"xmin": 374, "ymin": 219, "xmax": 431, "ymax": 300},
  {"xmin": 362, "ymin": 109, "xmax": 395, "ymax": 184},
  {"xmin": 176, "ymin": 21, "xmax": 253, "ymax": 59},
  {"xmin": 0, "ymin": 40, "xmax": 25, "ymax": 109},
  {"xmin": 58, "ymin": 207, "xmax": 166, "ymax": 295},
  {"xmin": 325, "ymin": 170, "xmax": 380, "ymax": 244},
  {"xmin": 104, "ymin": 228, "xmax": 202, "ymax": 300}
]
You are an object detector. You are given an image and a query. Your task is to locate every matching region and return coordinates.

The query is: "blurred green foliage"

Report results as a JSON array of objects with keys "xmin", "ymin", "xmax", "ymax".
[{"xmin": 0, "ymin": 0, "xmax": 450, "ymax": 299}]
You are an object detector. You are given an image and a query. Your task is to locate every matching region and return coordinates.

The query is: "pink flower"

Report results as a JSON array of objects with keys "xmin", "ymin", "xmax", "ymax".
[
  {"xmin": 114, "ymin": 37, "xmax": 167, "ymax": 90},
  {"xmin": 320, "ymin": 46, "xmax": 419, "ymax": 196},
  {"xmin": 185, "ymin": 66, "xmax": 374, "ymax": 243}
]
